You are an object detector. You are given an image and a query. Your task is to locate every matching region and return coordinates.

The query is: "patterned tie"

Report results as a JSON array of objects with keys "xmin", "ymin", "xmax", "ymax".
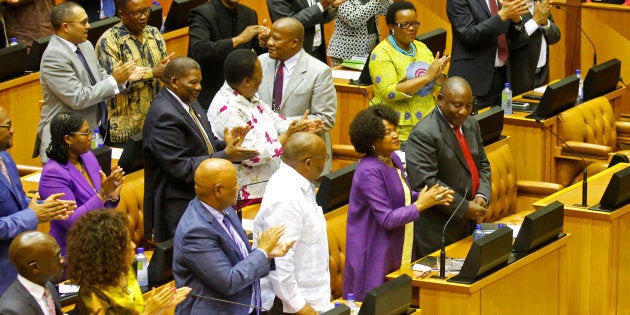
[
  {"xmin": 222, "ymin": 214, "xmax": 261, "ymax": 314},
  {"xmin": 272, "ymin": 61, "xmax": 284, "ymax": 112},
  {"xmin": 44, "ymin": 288, "xmax": 56, "ymax": 315},
  {"xmin": 188, "ymin": 106, "xmax": 214, "ymax": 154},
  {"xmin": 488, "ymin": 0, "xmax": 509, "ymax": 62},
  {"xmin": 75, "ymin": 48, "xmax": 108, "ymax": 133},
  {"xmin": 454, "ymin": 127, "xmax": 479, "ymax": 196},
  {"xmin": 0, "ymin": 157, "xmax": 12, "ymax": 184}
]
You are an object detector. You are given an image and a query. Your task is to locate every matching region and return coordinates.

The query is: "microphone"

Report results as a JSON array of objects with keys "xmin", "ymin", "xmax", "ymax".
[
  {"xmin": 555, "ymin": 5, "xmax": 597, "ymax": 66},
  {"xmin": 349, "ymin": 78, "xmax": 378, "ymax": 107},
  {"xmin": 439, "ymin": 187, "xmax": 469, "ymax": 279},
  {"xmin": 535, "ymin": 119, "xmax": 588, "ymax": 207},
  {"xmin": 189, "ymin": 292, "xmax": 268, "ymax": 312},
  {"xmin": 236, "ymin": 180, "xmax": 269, "ymax": 221}
]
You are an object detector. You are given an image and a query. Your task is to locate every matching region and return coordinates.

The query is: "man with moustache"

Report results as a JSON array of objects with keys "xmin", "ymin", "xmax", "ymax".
[
  {"xmin": 0, "ymin": 107, "xmax": 75, "ymax": 295},
  {"xmin": 143, "ymin": 56, "xmax": 258, "ymax": 242},
  {"xmin": 406, "ymin": 77, "xmax": 492, "ymax": 258},
  {"xmin": 36, "ymin": 1, "xmax": 140, "ymax": 162},
  {"xmin": 258, "ymin": 17, "xmax": 335, "ymax": 175},
  {"xmin": 0, "ymin": 232, "xmax": 64, "ymax": 314},
  {"xmin": 96, "ymin": 0, "xmax": 173, "ymax": 144}
]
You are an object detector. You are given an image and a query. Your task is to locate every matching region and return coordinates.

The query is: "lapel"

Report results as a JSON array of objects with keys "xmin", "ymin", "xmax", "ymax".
[
  {"xmin": 435, "ymin": 111, "xmax": 470, "ymax": 173},
  {"xmin": 14, "ymin": 280, "xmax": 45, "ymax": 315},
  {"xmin": 0, "ymin": 152, "xmax": 24, "ymax": 206},
  {"xmin": 191, "ymin": 102, "xmax": 217, "ymax": 152},
  {"xmin": 51, "ymin": 35, "xmax": 94, "ymax": 86},
  {"xmin": 475, "ymin": 0, "xmax": 492, "ymax": 18},
  {"xmin": 163, "ymin": 89, "xmax": 213, "ymax": 150},
  {"xmin": 195, "ymin": 199, "xmax": 248, "ymax": 259},
  {"xmin": 225, "ymin": 207, "xmax": 252, "ymax": 252},
  {"xmin": 45, "ymin": 282, "xmax": 63, "ymax": 315},
  {"xmin": 282, "ymin": 51, "xmax": 307, "ymax": 106},
  {"xmin": 262, "ymin": 55, "xmax": 277, "ymax": 104},
  {"xmin": 63, "ymin": 159, "xmax": 96, "ymax": 198}
]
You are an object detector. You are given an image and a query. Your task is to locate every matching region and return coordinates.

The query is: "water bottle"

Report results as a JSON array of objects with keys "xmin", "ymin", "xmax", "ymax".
[
  {"xmin": 136, "ymin": 247, "xmax": 149, "ymax": 286},
  {"xmin": 501, "ymin": 82, "xmax": 512, "ymax": 115},
  {"xmin": 576, "ymin": 69, "xmax": 584, "ymax": 102},
  {"xmin": 9, "ymin": 38, "xmax": 18, "ymax": 46},
  {"xmin": 91, "ymin": 128, "xmax": 104, "ymax": 149},
  {"xmin": 345, "ymin": 293, "xmax": 360, "ymax": 315},
  {"xmin": 473, "ymin": 224, "xmax": 485, "ymax": 241}
]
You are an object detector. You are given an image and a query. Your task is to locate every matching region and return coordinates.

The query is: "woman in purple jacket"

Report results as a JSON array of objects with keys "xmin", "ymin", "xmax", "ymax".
[
  {"xmin": 38, "ymin": 112, "xmax": 124, "ymax": 255},
  {"xmin": 343, "ymin": 105, "xmax": 453, "ymax": 301}
]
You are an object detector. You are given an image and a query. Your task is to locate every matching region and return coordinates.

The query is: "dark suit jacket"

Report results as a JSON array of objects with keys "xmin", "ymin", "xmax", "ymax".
[
  {"xmin": 173, "ymin": 198, "xmax": 271, "ymax": 315},
  {"xmin": 188, "ymin": 0, "xmax": 264, "ymax": 108},
  {"xmin": 267, "ymin": 0, "xmax": 337, "ymax": 62},
  {"xmin": 509, "ymin": 12, "xmax": 561, "ymax": 95},
  {"xmin": 446, "ymin": 0, "xmax": 526, "ymax": 97},
  {"xmin": 406, "ymin": 109, "xmax": 492, "ymax": 257},
  {"xmin": 0, "ymin": 151, "xmax": 37, "ymax": 295},
  {"xmin": 143, "ymin": 88, "xmax": 227, "ymax": 242},
  {"xmin": 0, "ymin": 280, "xmax": 62, "ymax": 315},
  {"xmin": 69, "ymin": 0, "xmax": 110, "ymax": 22}
]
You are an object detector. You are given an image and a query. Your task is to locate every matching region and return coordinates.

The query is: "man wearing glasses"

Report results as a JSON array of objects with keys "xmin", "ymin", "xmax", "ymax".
[
  {"xmin": 96, "ymin": 0, "xmax": 174, "ymax": 145},
  {"xmin": 35, "ymin": 2, "xmax": 141, "ymax": 162}
]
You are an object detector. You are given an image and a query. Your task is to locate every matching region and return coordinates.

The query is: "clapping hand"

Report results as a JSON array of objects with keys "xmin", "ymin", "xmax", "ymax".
[
  {"xmin": 30, "ymin": 192, "xmax": 76, "ymax": 223},
  {"xmin": 223, "ymin": 126, "xmax": 259, "ymax": 162}
]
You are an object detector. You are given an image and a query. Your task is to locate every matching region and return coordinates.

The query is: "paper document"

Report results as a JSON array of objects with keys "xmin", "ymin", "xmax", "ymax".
[{"xmin": 332, "ymin": 69, "xmax": 361, "ymax": 81}]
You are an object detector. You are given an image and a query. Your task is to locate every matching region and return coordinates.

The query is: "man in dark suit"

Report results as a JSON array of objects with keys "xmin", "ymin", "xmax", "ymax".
[
  {"xmin": 447, "ymin": 0, "xmax": 529, "ymax": 108},
  {"xmin": 143, "ymin": 56, "xmax": 258, "ymax": 242},
  {"xmin": 0, "ymin": 231, "xmax": 64, "ymax": 315},
  {"xmin": 173, "ymin": 158, "xmax": 292, "ymax": 315},
  {"xmin": 69, "ymin": 0, "xmax": 115, "ymax": 22},
  {"xmin": 509, "ymin": 0, "xmax": 561, "ymax": 95},
  {"xmin": 406, "ymin": 76, "xmax": 492, "ymax": 258},
  {"xmin": 267, "ymin": 0, "xmax": 345, "ymax": 63},
  {"xmin": 36, "ymin": 1, "xmax": 138, "ymax": 162},
  {"xmin": 188, "ymin": 0, "xmax": 268, "ymax": 108},
  {"xmin": 0, "ymin": 107, "xmax": 75, "ymax": 295}
]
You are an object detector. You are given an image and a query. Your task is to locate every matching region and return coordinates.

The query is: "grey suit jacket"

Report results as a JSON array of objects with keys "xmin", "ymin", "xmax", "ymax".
[
  {"xmin": 406, "ymin": 109, "xmax": 492, "ymax": 257},
  {"xmin": 0, "ymin": 280, "xmax": 62, "ymax": 315},
  {"xmin": 36, "ymin": 35, "xmax": 117, "ymax": 162},
  {"xmin": 258, "ymin": 50, "xmax": 337, "ymax": 174},
  {"xmin": 509, "ymin": 12, "xmax": 561, "ymax": 95}
]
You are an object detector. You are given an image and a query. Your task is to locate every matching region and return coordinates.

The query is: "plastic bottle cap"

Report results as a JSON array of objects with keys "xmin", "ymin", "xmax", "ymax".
[
  {"xmin": 94, "ymin": 128, "xmax": 100, "ymax": 133},
  {"xmin": 476, "ymin": 224, "xmax": 482, "ymax": 229},
  {"xmin": 347, "ymin": 293, "xmax": 354, "ymax": 300},
  {"xmin": 576, "ymin": 69, "xmax": 581, "ymax": 75},
  {"xmin": 137, "ymin": 247, "xmax": 144, "ymax": 254},
  {"xmin": 504, "ymin": 82, "xmax": 510, "ymax": 88}
]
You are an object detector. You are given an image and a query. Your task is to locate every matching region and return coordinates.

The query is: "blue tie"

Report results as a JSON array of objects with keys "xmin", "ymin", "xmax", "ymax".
[
  {"xmin": 102, "ymin": 0, "xmax": 115, "ymax": 17},
  {"xmin": 75, "ymin": 48, "xmax": 108, "ymax": 134},
  {"xmin": 222, "ymin": 214, "xmax": 262, "ymax": 314}
]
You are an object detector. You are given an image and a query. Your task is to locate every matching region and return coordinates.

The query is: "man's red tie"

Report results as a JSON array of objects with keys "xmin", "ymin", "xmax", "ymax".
[
  {"xmin": 488, "ymin": 0, "xmax": 509, "ymax": 62},
  {"xmin": 454, "ymin": 126, "xmax": 479, "ymax": 196},
  {"xmin": 272, "ymin": 61, "xmax": 284, "ymax": 112}
]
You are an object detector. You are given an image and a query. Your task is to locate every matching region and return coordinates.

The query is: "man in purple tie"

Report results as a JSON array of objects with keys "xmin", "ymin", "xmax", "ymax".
[{"xmin": 173, "ymin": 158, "xmax": 293, "ymax": 315}]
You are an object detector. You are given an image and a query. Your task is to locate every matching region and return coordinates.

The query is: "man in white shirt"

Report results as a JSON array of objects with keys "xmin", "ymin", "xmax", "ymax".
[
  {"xmin": 254, "ymin": 132, "xmax": 331, "ymax": 315},
  {"xmin": 0, "ymin": 231, "xmax": 63, "ymax": 315}
]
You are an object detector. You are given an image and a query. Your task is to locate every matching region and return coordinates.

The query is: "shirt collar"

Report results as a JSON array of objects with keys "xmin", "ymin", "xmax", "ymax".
[
  {"xmin": 199, "ymin": 198, "xmax": 230, "ymax": 223},
  {"xmin": 279, "ymin": 162, "xmax": 313, "ymax": 193},
  {"xmin": 165, "ymin": 87, "xmax": 191, "ymax": 111},
  {"xmin": 114, "ymin": 23, "xmax": 156, "ymax": 42},
  {"xmin": 57, "ymin": 35, "xmax": 78, "ymax": 52},
  {"xmin": 278, "ymin": 50, "xmax": 301, "ymax": 73},
  {"xmin": 17, "ymin": 274, "xmax": 46, "ymax": 300}
]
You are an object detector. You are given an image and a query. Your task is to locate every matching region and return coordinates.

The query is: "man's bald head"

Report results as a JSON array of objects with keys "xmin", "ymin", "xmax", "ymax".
[
  {"xmin": 437, "ymin": 76, "xmax": 474, "ymax": 127},
  {"xmin": 441, "ymin": 76, "xmax": 472, "ymax": 98},
  {"xmin": 194, "ymin": 158, "xmax": 238, "ymax": 210},
  {"xmin": 9, "ymin": 231, "xmax": 63, "ymax": 286},
  {"xmin": 282, "ymin": 132, "xmax": 327, "ymax": 182}
]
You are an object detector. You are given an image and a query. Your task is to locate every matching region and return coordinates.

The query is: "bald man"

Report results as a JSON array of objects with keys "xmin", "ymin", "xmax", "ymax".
[
  {"xmin": 406, "ymin": 76, "xmax": 491, "ymax": 257},
  {"xmin": 173, "ymin": 158, "xmax": 292, "ymax": 315},
  {"xmin": 257, "ymin": 17, "xmax": 336, "ymax": 176},
  {"xmin": 254, "ymin": 132, "xmax": 331, "ymax": 315},
  {"xmin": 0, "ymin": 231, "xmax": 64, "ymax": 315},
  {"xmin": 0, "ymin": 107, "xmax": 75, "ymax": 295}
]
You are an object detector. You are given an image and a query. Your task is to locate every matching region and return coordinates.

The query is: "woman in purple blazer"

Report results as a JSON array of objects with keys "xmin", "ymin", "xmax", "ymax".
[
  {"xmin": 38, "ymin": 112, "xmax": 124, "ymax": 255},
  {"xmin": 343, "ymin": 105, "xmax": 454, "ymax": 301}
]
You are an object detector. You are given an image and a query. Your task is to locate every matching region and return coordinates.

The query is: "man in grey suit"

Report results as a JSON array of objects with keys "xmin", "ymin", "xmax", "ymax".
[
  {"xmin": 258, "ymin": 17, "xmax": 336, "ymax": 174},
  {"xmin": 0, "ymin": 231, "xmax": 64, "ymax": 315},
  {"xmin": 267, "ymin": 0, "xmax": 346, "ymax": 63},
  {"xmin": 35, "ymin": 1, "xmax": 139, "ymax": 162},
  {"xmin": 406, "ymin": 76, "xmax": 491, "ymax": 258}
]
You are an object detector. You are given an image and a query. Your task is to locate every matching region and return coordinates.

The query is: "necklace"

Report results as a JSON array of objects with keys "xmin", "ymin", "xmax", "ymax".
[
  {"xmin": 375, "ymin": 153, "xmax": 392, "ymax": 165},
  {"xmin": 388, "ymin": 35, "xmax": 416, "ymax": 57},
  {"xmin": 121, "ymin": 275, "xmax": 131, "ymax": 295},
  {"xmin": 72, "ymin": 160, "xmax": 86, "ymax": 174}
]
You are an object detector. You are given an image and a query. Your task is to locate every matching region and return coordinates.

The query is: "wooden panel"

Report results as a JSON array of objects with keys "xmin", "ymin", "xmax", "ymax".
[{"xmin": 330, "ymin": 77, "xmax": 372, "ymax": 146}]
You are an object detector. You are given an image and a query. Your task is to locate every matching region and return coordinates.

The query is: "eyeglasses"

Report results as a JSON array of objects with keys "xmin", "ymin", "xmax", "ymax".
[
  {"xmin": 394, "ymin": 21, "xmax": 420, "ymax": 29},
  {"xmin": 123, "ymin": 7, "xmax": 151, "ymax": 18},
  {"xmin": 0, "ymin": 122, "xmax": 11, "ymax": 129},
  {"xmin": 65, "ymin": 20, "xmax": 90, "ymax": 27},
  {"xmin": 305, "ymin": 154, "xmax": 330, "ymax": 161},
  {"xmin": 70, "ymin": 128, "xmax": 93, "ymax": 137}
]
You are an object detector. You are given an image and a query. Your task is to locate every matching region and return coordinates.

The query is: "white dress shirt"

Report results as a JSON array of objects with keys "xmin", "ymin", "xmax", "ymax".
[
  {"xmin": 253, "ymin": 162, "xmax": 331, "ymax": 313},
  {"xmin": 17, "ymin": 275, "xmax": 54, "ymax": 315}
]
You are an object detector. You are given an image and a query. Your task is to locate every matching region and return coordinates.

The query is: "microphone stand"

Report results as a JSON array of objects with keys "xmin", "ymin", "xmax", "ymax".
[
  {"xmin": 536, "ymin": 119, "xmax": 588, "ymax": 207},
  {"xmin": 555, "ymin": 5, "xmax": 597, "ymax": 66},
  {"xmin": 439, "ymin": 187, "xmax": 469, "ymax": 279},
  {"xmin": 190, "ymin": 292, "xmax": 268, "ymax": 312}
]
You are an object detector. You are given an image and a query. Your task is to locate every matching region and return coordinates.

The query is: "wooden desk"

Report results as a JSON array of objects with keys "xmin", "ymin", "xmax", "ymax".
[
  {"xmin": 330, "ymin": 75, "xmax": 373, "ymax": 147},
  {"xmin": 500, "ymin": 86, "xmax": 628, "ymax": 183},
  {"xmin": 532, "ymin": 162, "xmax": 630, "ymax": 315},
  {"xmin": 387, "ymin": 236, "xmax": 569, "ymax": 315}
]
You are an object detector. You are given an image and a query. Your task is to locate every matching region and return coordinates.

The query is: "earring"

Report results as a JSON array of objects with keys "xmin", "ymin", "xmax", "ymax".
[
  {"xmin": 392, "ymin": 29, "xmax": 395, "ymax": 35},
  {"xmin": 371, "ymin": 145, "xmax": 377, "ymax": 153}
]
